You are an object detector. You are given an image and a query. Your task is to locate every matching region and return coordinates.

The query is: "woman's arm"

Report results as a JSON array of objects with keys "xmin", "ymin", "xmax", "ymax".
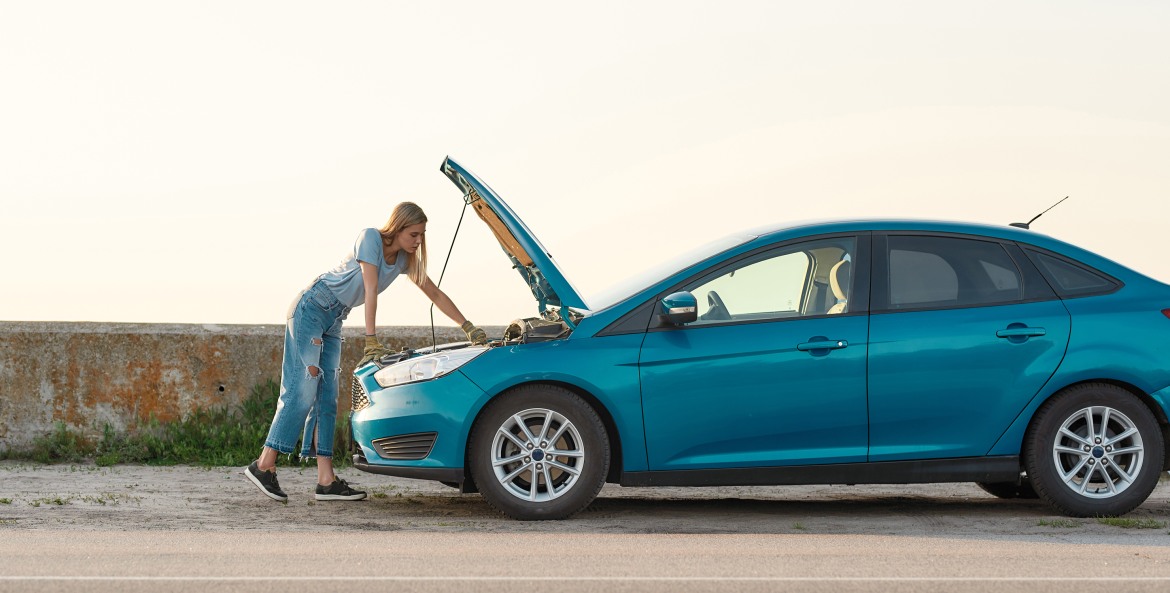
[
  {"xmin": 360, "ymin": 261, "xmax": 379, "ymax": 334},
  {"xmin": 419, "ymin": 277, "xmax": 468, "ymax": 326}
]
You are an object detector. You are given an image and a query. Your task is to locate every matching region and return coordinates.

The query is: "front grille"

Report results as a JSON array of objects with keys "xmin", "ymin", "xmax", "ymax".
[
  {"xmin": 372, "ymin": 432, "xmax": 437, "ymax": 461},
  {"xmin": 351, "ymin": 376, "xmax": 370, "ymax": 411}
]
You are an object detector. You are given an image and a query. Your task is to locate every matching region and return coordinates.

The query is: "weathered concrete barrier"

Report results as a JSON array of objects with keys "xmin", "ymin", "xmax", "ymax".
[{"xmin": 0, "ymin": 321, "xmax": 499, "ymax": 450}]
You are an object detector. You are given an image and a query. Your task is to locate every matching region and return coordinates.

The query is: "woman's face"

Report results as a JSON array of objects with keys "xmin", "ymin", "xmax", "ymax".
[{"xmin": 396, "ymin": 222, "xmax": 426, "ymax": 254}]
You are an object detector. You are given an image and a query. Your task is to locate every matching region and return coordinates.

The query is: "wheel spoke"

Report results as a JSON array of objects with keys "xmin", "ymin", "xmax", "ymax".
[
  {"xmin": 1108, "ymin": 445, "xmax": 1142, "ymax": 455},
  {"xmin": 1054, "ymin": 445, "xmax": 1087, "ymax": 456},
  {"xmin": 498, "ymin": 427, "xmax": 528, "ymax": 450},
  {"xmin": 1059, "ymin": 457, "xmax": 1090, "ymax": 485},
  {"xmin": 513, "ymin": 414, "xmax": 538, "ymax": 442},
  {"xmin": 547, "ymin": 459, "xmax": 581, "ymax": 476},
  {"xmin": 1102, "ymin": 467, "xmax": 1118, "ymax": 494},
  {"xmin": 1059, "ymin": 427, "xmax": 1091, "ymax": 447},
  {"xmin": 547, "ymin": 448, "xmax": 583, "ymax": 458},
  {"xmin": 1098, "ymin": 408, "xmax": 1112, "ymax": 441},
  {"xmin": 1077, "ymin": 465, "xmax": 1096, "ymax": 494},
  {"xmin": 501, "ymin": 461, "xmax": 533, "ymax": 484},
  {"xmin": 1109, "ymin": 462, "xmax": 1135, "ymax": 485},
  {"xmin": 542, "ymin": 465, "xmax": 557, "ymax": 498},
  {"xmin": 1083, "ymin": 408, "xmax": 1096, "ymax": 445},
  {"xmin": 547, "ymin": 421, "xmax": 570, "ymax": 445},
  {"xmin": 528, "ymin": 466, "xmax": 539, "ymax": 501},
  {"xmin": 535, "ymin": 410, "xmax": 553, "ymax": 442},
  {"xmin": 1104, "ymin": 427, "xmax": 1137, "ymax": 446},
  {"xmin": 493, "ymin": 452, "xmax": 527, "ymax": 467}
]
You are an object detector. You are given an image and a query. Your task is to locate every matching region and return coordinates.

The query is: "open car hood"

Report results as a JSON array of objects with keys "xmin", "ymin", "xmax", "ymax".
[{"xmin": 440, "ymin": 157, "xmax": 588, "ymax": 313}]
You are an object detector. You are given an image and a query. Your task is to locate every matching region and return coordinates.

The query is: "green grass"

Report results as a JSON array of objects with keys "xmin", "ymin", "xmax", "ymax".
[
  {"xmin": 1096, "ymin": 517, "xmax": 1167, "ymax": 529},
  {"xmin": 1037, "ymin": 518, "xmax": 1081, "ymax": 528},
  {"xmin": 0, "ymin": 498, "xmax": 11, "ymax": 504},
  {"xmin": 0, "ymin": 379, "xmax": 353, "ymax": 468}
]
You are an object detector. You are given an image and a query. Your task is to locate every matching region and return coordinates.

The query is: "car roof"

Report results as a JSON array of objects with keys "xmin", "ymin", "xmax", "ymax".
[{"xmin": 744, "ymin": 217, "xmax": 1144, "ymax": 282}]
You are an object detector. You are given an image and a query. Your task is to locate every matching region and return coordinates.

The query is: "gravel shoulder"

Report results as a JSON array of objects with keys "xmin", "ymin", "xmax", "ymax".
[{"xmin": 2, "ymin": 461, "xmax": 1168, "ymax": 545}]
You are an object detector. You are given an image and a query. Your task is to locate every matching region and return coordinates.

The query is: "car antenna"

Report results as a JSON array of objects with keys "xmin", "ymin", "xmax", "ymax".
[
  {"xmin": 430, "ymin": 191, "xmax": 472, "ymax": 351},
  {"xmin": 1010, "ymin": 196, "xmax": 1069, "ymax": 230}
]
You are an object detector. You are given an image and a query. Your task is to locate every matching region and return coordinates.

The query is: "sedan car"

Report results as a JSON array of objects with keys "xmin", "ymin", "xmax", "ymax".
[{"xmin": 349, "ymin": 157, "xmax": 1170, "ymax": 520}]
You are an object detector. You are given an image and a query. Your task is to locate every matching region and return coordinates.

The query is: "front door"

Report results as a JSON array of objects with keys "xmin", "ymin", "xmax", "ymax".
[{"xmin": 640, "ymin": 235, "xmax": 871, "ymax": 470}]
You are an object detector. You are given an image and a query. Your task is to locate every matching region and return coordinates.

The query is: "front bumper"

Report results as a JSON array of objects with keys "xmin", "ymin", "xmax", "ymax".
[{"xmin": 349, "ymin": 368, "xmax": 486, "ymax": 481}]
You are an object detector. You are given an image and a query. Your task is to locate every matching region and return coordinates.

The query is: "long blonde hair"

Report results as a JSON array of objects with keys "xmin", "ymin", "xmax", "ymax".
[{"xmin": 378, "ymin": 202, "xmax": 428, "ymax": 287}]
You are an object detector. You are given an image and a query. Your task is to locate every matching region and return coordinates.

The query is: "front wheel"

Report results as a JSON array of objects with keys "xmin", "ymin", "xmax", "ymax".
[
  {"xmin": 469, "ymin": 385, "xmax": 610, "ymax": 520},
  {"xmin": 1024, "ymin": 383, "xmax": 1165, "ymax": 517}
]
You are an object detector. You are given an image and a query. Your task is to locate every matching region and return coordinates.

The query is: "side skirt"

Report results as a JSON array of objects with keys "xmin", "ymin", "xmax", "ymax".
[{"xmin": 619, "ymin": 456, "xmax": 1021, "ymax": 487}]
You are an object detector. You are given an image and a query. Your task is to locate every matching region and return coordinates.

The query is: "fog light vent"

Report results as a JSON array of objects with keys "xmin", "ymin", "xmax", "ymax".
[
  {"xmin": 372, "ymin": 432, "xmax": 437, "ymax": 461},
  {"xmin": 351, "ymin": 377, "xmax": 370, "ymax": 412}
]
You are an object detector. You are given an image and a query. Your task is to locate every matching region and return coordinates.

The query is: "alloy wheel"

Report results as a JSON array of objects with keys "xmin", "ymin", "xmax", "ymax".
[
  {"xmin": 1051, "ymin": 405, "xmax": 1144, "ymax": 499},
  {"xmin": 490, "ymin": 407, "xmax": 585, "ymax": 502}
]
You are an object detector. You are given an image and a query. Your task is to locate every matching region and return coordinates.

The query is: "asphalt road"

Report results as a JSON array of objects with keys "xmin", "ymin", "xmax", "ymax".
[
  {"xmin": 3, "ymin": 531, "xmax": 1170, "ymax": 593},
  {"xmin": 2, "ymin": 464, "xmax": 1169, "ymax": 592}
]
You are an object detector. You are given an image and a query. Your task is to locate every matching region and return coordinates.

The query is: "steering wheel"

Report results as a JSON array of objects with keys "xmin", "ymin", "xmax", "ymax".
[{"xmin": 703, "ymin": 290, "xmax": 731, "ymax": 321}]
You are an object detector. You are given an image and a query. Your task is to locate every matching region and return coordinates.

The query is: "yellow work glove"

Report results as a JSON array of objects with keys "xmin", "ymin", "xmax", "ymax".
[
  {"xmin": 358, "ymin": 335, "xmax": 392, "ymax": 366},
  {"xmin": 461, "ymin": 321, "xmax": 487, "ymax": 345}
]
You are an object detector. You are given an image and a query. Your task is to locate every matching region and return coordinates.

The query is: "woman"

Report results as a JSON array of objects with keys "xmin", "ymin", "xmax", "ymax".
[{"xmin": 244, "ymin": 202, "xmax": 487, "ymax": 502}]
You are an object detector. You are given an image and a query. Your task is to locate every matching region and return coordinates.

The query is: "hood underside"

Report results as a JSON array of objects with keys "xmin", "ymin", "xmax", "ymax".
[{"xmin": 440, "ymin": 157, "xmax": 588, "ymax": 312}]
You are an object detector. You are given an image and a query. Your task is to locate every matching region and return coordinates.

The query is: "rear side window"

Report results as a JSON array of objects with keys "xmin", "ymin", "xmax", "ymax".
[
  {"xmin": 888, "ymin": 236, "xmax": 1023, "ymax": 309},
  {"xmin": 1026, "ymin": 250, "xmax": 1118, "ymax": 297}
]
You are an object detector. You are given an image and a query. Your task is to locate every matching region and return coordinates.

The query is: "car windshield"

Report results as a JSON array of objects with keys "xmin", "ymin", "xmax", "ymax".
[{"xmin": 586, "ymin": 232, "xmax": 758, "ymax": 312}]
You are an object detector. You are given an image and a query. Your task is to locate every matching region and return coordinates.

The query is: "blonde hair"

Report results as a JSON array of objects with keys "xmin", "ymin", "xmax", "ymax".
[{"xmin": 378, "ymin": 202, "xmax": 428, "ymax": 287}]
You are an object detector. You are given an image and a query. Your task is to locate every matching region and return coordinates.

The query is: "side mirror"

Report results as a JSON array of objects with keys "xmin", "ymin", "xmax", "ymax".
[{"xmin": 659, "ymin": 291, "xmax": 697, "ymax": 325}]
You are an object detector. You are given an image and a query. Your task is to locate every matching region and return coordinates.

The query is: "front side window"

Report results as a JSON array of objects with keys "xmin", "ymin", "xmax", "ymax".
[
  {"xmin": 887, "ymin": 236, "xmax": 1023, "ymax": 310},
  {"xmin": 686, "ymin": 237, "xmax": 857, "ymax": 325}
]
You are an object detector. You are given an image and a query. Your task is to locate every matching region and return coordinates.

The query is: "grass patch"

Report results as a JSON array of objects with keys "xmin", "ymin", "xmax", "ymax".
[
  {"xmin": 1037, "ymin": 518, "xmax": 1081, "ymax": 528},
  {"xmin": 0, "ymin": 379, "xmax": 354, "ymax": 468},
  {"xmin": 0, "ymin": 498, "xmax": 11, "ymax": 504},
  {"xmin": 792, "ymin": 522, "xmax": 807, "ymax": 531},
  {"xmin": 1096, "ymin": 517, "xmax": 1167, "ymax": 529}
]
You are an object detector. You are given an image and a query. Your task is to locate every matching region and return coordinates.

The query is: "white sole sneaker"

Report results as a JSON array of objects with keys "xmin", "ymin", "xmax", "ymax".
[{"xmin": 243, "ymin": 464, "xmax": 288, "ymax": 502}]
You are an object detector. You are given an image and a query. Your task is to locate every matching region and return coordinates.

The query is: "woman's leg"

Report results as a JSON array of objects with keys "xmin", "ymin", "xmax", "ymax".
[
  {"xmin": 261, "ymin": 301, "xmax": 329, "ymax": 466},
  {"xmin": 300, "ymin": 318, "xmax": 345, "ymax": 485}
]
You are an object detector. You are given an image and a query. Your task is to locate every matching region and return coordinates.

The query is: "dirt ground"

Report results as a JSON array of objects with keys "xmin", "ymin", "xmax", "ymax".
[{"xmin": 2, "ymin": 461, "xmax": 1169, "ymax": 542}]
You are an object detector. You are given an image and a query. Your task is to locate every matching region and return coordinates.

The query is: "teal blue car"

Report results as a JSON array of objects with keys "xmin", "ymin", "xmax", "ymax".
[{"xmin": 349, "ymin": 157, "xmax": 1170, "ymax": 520}]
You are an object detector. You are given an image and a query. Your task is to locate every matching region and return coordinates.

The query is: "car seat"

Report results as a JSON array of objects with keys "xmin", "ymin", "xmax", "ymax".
[{"xmin": 826, "ymin": 259, "xmax": 851, "ymax": 314}]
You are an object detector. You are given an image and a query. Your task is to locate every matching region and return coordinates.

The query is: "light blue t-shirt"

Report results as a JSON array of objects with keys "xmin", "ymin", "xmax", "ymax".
[{"xmin": 317, "ymin": 228, "xmax": 408, "ymax": 309}]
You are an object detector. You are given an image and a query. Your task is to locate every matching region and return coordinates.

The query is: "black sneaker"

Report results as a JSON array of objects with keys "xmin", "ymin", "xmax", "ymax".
[
  {"xmin": 315, "ymin": 477, "xmax": 366, "ymax": 501},
  {"xmin": 244, "ymin": 461, "xmax": 288, "ymax": 502}
]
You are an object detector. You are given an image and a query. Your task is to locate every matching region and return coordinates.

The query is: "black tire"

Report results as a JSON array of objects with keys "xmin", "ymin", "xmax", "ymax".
[
  {"xmin": 468, "ymin": 384, "xmax": 610, "ymax": 520},
  {"xmin": 976, "ymin": 477, "xmax": 1039, "ymax": 499},
  {"xmin": 1023, "ymin": 383, "xmax": 1165, "ymax": 517}
]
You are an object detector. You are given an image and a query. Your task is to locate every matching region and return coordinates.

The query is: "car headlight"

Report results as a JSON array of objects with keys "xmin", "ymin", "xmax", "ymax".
[{"xmin": 372, "ymin": 346, "xmax": 488, "ymax": 388}]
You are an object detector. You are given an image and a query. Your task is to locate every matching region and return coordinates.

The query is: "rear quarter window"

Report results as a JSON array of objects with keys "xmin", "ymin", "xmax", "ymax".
[{"xmin": 1025, "ymin": 249, "xmax": 1120, "ymax": 297}]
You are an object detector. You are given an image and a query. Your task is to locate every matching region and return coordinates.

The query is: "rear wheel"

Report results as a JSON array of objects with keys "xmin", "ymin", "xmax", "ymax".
[
  {"xmin": 469, "ymin": 385, "xmax": 609, "ymax": 520},
  {"xmin": 1024, "ymin": 383, "xmax": 1164, "ymax": 517}
]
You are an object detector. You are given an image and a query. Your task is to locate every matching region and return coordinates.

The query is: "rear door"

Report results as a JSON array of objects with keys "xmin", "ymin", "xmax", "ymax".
[{"xmin": 867, "ymin": 234, "xmax": 1070, "ymax": 461}]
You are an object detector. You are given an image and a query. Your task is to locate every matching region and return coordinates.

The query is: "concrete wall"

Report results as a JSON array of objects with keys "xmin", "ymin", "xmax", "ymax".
[{"xmin": 0, "ymin": 321, "xmax": 496, "ymax": 450}]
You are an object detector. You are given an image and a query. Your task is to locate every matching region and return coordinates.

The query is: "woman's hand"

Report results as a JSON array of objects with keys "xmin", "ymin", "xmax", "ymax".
[
  {"xmin": 359, "ymin": 335, "xmax": 393, "ymax": 366},
  {"xmin": 461, "ymin": 321, "xmax": 487, "ymax": 345}
]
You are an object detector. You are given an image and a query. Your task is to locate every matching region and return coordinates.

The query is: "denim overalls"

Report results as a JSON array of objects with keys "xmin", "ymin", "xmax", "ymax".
[{"xmin": 264, "ymin": 280, "xmax": 350, "ymax": 458}]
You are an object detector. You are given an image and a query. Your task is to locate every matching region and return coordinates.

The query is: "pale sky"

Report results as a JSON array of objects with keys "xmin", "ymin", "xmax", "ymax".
[{"xmin": 2, "ymin": 1, "xmax": 1168, "ymax": 327}]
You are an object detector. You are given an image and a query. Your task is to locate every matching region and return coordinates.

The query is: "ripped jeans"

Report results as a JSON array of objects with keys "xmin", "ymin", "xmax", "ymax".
[{"xmin": 264, "ymin": 280, "xmax": 349, "ymax": 458}]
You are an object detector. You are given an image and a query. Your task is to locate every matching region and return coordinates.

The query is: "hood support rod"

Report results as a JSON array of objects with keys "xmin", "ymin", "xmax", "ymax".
[{"xmin": 430, "ymin": 191, "xmax": 473, "ymax": 351}]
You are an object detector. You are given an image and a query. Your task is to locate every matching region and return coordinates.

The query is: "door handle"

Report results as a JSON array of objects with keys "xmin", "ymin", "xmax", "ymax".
[
  {"xmin": 797, "ymin": 339, "xmax": 848, "ymax": 351},
  {"xmin": 996, "ymin": 327, "xmax": 1046, "ymax": 339}
]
